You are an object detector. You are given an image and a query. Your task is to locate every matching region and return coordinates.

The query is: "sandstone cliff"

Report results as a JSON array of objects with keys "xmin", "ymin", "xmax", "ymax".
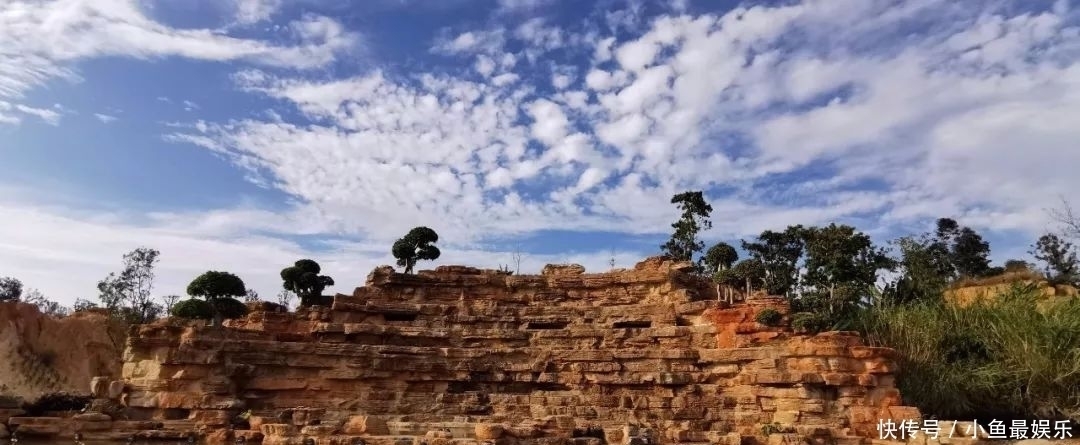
[
  {"xmin": 107, "ymin": 257, "xmax": 919, "ymax": 445},
  {"xmin": 944, "ymin": 270, "xmax": 1078, "ymax": 309},
  {"xmin": 0, "ymin": 302, "xmax": 124, "ymax": 400}
]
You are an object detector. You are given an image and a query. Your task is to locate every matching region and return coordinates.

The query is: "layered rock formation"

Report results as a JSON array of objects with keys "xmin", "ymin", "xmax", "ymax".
[
  {"xmin": 5, "ymin": 257, "xmax": 922, "ymax": 445},
  {"xmin": 0, "ymin": 302, "xmax": 124, "ymax": 400},
  {"xmin": 944, "ymin": 270, "xmax": 1078, "ymax": 309}
]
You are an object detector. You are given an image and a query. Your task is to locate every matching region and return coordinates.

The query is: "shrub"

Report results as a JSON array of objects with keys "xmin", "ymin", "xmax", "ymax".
[
  {"xmin": 22, "ymin": 392, "xmax": 91, "ymax": 416},
  {"xmin": 754, "ymin": 308, "xmax": 783, "ymax": 326},
  {"xmin": 213, "ymin": 297, "xmax": 249, "ymax": 319},
  {"xmin": 170, "ymin": 299, "xmax": 212, "ymax": 319},
  {"xmin": 171, "ymin": 298, "xmax": 248, "ymax": 320},
  {"xmin": 854, "ymin": 284, "xmax": 1080, "ymax": 422},
  {"xmin": 791, "ymin": 312, "xmax": 830, "ymax": 334}
]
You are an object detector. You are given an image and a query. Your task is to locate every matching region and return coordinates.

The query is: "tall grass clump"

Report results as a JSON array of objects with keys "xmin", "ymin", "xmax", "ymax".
[{"xmin": 855, "ymin": 283, "xmax": 1080, "ymax": 422}]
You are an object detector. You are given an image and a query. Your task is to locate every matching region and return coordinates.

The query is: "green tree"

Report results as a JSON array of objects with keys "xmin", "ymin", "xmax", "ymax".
[
  {"xmin": 742, "ymin": 225, "xmax": 806, "ymax": 296},
  {"xmin": 704, "ymin": 242, "xmax": 739, "ymax": 302},
  {"xmin": 96, "ymin": 247, "xmax": 163, "ymax": 324},
  {"xmin": 1030, "ymin": 233, "xmax": 1079, "ymax": 286},
  {"xmin": 951, "ymin": 227, "xmax": 992, "ymax": 278},
  {"xmin": 170, "ymin": 299, "xmax": 212, "ymax": 320},
  {"xmin": 187, "ymin": 271, "xmax": 247, "ymax": 327},
  {"xmin": 281, "ymin": 259, "xmax": 335, "ymax": 307},
  {"xmin": 702, "ymin": 242, "xmax": 738, "ymax": 273},
  {"xmin": 0, "ymin": 277, "xmax": 22, "ymax": 302},
  {"xmin": 1003, "ymin": 259, "xmax": 1032, "ymax": 272},
  {"xmin": 715, "ymin": 258, "xmax": 766, "ymax": 295},
  {"xmin": 932, "ymin": 218, "xmax": 992, "ymax": 279},
  {"xmin": 392, "ymin": 227, "xmax": 441, "ymax": 274},
  {"xmin": 800, "ymin": 224, "xmax": 894, "ymax": 318},
  {"xmin": 882, "ymin": 234, "xmax": 953, "ymax": 305},
  {"xmin": 660, "ymin": 191, "xmax": 713, "ymax": 268}
]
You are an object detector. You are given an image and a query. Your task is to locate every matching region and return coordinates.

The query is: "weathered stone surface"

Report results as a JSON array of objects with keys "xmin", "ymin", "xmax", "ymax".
[
  {"xmin": 91, "ymin": 376, "xmax": 111, "ymax": 398},
  {"xmin": 8, "ymin": 416, "xmax": 63, "ymax": 436},
  {"xmin": 343, "ymin": 416, "xmax": 388, "ymax": 435},
  {"xmin": 102, "ymin": 257, "xmax": 920, "ymax": 445},
  {"xmin": 107, "ymin": 380, "xmax": 126, "ymax": 399}
]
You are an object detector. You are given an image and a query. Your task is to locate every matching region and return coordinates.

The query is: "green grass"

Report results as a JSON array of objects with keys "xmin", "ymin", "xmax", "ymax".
[{"xmin": 854, "ymin": 283, "xmax": 1080, "ymax": 422}]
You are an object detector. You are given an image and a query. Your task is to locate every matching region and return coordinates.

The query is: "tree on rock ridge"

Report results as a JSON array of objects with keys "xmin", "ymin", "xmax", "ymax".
[
  {"xmin": 187, "ymin": 270, "xmax": 247, "ymax": 327},
  {"xmin": 661, "ymin": 191, "xmax": 713, "ymax": 271},
  {"xmin": 281, "ymin": 259, "xmax": 335, "ymax": 308},
  {"xmin": 392, "ymin": 227, "xmax": 441, "ymax": 274}
]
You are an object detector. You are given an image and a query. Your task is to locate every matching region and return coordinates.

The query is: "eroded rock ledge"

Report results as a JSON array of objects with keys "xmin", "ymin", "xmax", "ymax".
[{"xmin": 3, "ymin": 257, "xmax": 921, "ymax": 445}]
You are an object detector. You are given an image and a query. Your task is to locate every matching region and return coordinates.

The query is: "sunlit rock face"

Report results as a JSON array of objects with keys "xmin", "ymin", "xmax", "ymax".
[{"xmin": 58, "ymin": 256, "xmax": 917, "ymax": 444}]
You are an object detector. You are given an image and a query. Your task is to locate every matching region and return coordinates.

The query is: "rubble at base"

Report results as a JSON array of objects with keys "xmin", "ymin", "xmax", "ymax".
[{"xmin": 4, "ymin": 257, "xmax": 926, "ymax": 445}]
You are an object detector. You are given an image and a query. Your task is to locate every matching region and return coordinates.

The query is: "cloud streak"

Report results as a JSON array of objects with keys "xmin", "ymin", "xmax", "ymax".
[{"xmin": 0, "ymin": 0, "xmax": 359, "ymax": 125}]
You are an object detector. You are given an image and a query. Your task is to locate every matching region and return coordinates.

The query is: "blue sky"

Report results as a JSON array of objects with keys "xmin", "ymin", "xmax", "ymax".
[{"xmin": 1, "ymin": 0, "xmax": 1079, "ymax": 304}]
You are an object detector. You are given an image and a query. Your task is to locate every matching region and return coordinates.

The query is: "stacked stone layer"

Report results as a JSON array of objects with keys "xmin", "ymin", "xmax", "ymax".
[{"xmin": 110, "ymin": 257, "xmax": 921, "ymax": 445}]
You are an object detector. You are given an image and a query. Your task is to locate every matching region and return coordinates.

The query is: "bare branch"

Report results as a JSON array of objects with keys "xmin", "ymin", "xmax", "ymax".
[
  {"xmin": 1048, "ymin": 196, "xmax": 1080, "ymax": 240},
  {"xmin": 512, "ymin": 245, "xmax": 522, "ymax": 275}
]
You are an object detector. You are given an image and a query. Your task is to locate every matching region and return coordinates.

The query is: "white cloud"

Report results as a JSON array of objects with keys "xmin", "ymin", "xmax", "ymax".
[
  {"xmin": 431, "ymin": 29, "xmax": 506, "ymax": 55},
  {"xmin": 0, "ymin": 101, "xmax": 62, "ymax": 125},
  {"xmin": 527, "ymin": 99, "xmax": 569, "ymax": 146},
  {"xmin": 233, "ymin": 0, "xmax": 283, "ymax": 25},
  {"xmin": 552, "ymin": 73, "xmax": 572, "ymax": 89},
  {"xmin": 183, "ymin": 100, "xmax": 200, "ymax": 112},
  {"xmin": 0, "ymin": 0, "xmax": 358, "ymax": 103},
  {"xmin": 496, "ymin": 0, "xmax": 557, "ymax": 14},
  {"xmin": 94, "ymin": 113, "xmax": 118, "ymax": 123},
  {"xmin": 5, "ymin": 0, "xmax": 1080, "ymax": 300},
  {"xmin": 158, "ymin": 1, "xmax": 1080, "ymax": 255}
]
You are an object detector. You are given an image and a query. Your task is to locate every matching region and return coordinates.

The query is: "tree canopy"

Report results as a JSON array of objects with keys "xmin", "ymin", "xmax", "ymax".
[
  {"xmin": 660, "ymin": 191, "xmax": 713, "ymax": 268},
  {"xmin": 96, "ymin": 247, "xmax": 163, "ymax": 324},
  {"xmin": 799, "ymin": 224, "xmax": 894, "ymax": 318},
  {"xmin": 392, "ymin": 227, "xmax": 441, "ymax": 274},
  {"xmin": 281, "ymin": 259, "xmax": 335, "ymax": 307},
  {"xmin": 1031, "ymin": 233, "xmax": 1079, "ymax": 286},
  {"xmin": 187, "ymin": 271, "xmax": 246, "ymax": 326},
  {"xmin": 702, "ymin": 242, "xmax": 738, "ymax": 272},
  {"xmin": 741, "ymin": 225, "xmax": 806, "ymax": 296},
  {"xmin": 0, "ymin": 277, "xmax": 22, "ymax": 302},
  {"xmin": 932, "ymin": 218, "xmax": 992, "ymax": 279},
  {"xmin": 187, "ymin": 271, "xmax": 246, "ymax": 300}
]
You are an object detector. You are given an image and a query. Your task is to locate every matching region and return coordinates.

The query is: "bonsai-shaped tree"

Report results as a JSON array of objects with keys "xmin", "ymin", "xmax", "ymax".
[
  {"xmin": 392, "ymin": 226, "xmax": 441, "ymax": 274},
  {"xmin": 186, "ymin": 271, "xmax": 247, "ymax": 327},
  {"xmin": 280, "ymin": 259, "xmax": 335, "ymax": 308}
]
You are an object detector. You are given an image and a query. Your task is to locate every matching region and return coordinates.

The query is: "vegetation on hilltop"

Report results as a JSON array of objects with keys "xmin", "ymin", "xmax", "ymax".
[
  {"xmin": 661, "ymin": 190, "xmax": 1080, "ymax": 422},
  {"xmin": 857, "ymin": 285, "xmax": 1080, "ymax": 421},
  {"xmin": 2, "ymin": 190, "xmax": 1078, "ymax": 423}
]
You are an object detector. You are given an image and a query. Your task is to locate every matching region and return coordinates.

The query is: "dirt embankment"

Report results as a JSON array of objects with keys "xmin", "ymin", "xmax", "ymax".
[{"xmin": 0, "ymin": 302, "xmax": 125, "ymax": 401}]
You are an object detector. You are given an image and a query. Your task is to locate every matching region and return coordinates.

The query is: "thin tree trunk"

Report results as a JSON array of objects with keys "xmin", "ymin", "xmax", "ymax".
[{"xmin": 210, "ymin": 298, "xmax": 223, "ymax": 328}]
